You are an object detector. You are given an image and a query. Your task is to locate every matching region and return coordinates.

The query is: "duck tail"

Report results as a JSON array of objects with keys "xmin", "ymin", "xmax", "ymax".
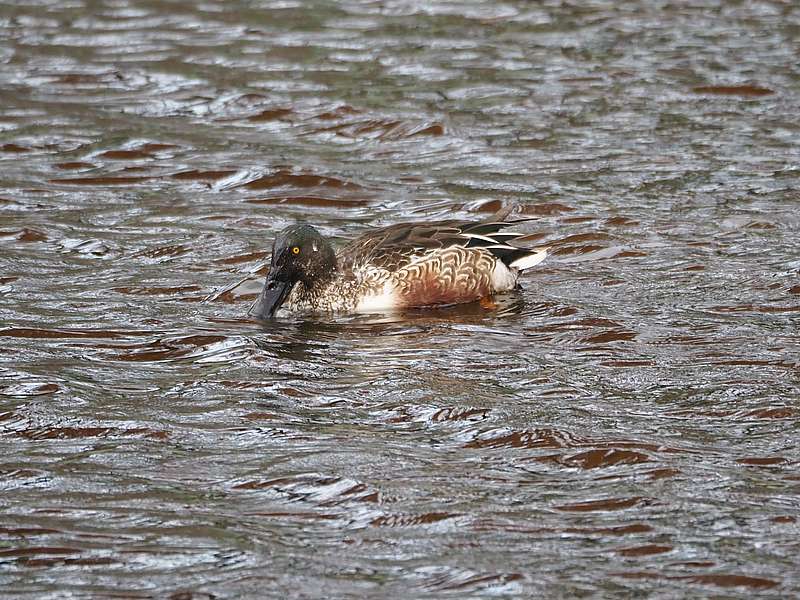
[{"xmin": 509, "ymin": 246, "xmax": 549, "ymax": 271}]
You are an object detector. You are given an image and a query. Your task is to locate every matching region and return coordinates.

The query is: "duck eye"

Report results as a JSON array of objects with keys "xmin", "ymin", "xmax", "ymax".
[{"xmin": 291, "ymin": 246, "xmax": 300, "ymax": 255}]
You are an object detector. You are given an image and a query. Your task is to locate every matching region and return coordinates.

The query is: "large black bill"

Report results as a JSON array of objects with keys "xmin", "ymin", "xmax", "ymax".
[{"xmin": 248, "ymin": 275, "xmax": 293, "ymax": 319}]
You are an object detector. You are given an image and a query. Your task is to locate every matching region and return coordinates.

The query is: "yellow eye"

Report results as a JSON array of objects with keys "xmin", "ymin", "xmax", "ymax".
[{"xmin": 291, "ymin": 246, "xmax": 300, "ymax": 255}]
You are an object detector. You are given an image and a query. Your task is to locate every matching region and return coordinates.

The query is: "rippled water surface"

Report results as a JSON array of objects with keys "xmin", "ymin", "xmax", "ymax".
[{"xmin": 2, "ymin": 0, "xmax": 800, "ymax": 597}]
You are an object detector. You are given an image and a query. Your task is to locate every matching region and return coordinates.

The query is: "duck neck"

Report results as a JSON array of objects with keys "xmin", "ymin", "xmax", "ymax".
[
  {"xmin": 296, "ymin": 248, "xmax": 339, "ymax": 301},
  {"xmin": 301, "ymin": 266, "xmax": 336, "ymax": 294}
]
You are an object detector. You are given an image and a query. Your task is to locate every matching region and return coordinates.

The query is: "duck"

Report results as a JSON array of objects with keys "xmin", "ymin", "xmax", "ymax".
[{"xmin": 248, "ymin": 208, "xmax": 548, "ymax": 318}]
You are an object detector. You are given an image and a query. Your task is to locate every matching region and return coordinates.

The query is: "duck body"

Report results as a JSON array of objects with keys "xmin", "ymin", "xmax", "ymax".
[{"xmin": 249, "ymin": 217, "xmax": 548, "ymax": 318}]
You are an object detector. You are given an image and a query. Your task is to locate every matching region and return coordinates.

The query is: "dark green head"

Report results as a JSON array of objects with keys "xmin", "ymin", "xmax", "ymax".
[{"xmin": 249, "ymin": 224, "xmax": 336, "ymax": 318}]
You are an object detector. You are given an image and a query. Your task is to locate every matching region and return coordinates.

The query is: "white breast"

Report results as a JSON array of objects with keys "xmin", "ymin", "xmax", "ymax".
[{"xmin": 353, "ymin": 282, "xmax": 401, "ymax": 313}]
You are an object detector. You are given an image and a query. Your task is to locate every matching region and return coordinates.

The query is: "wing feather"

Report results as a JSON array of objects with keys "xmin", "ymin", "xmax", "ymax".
[{"xmin": 338, "ymin": 215, "xmax": 544, "ymax": 273}]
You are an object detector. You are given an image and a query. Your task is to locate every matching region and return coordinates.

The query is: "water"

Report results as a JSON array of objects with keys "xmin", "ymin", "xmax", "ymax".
[{"xmin": 2, "ymin": 0, "xmax": 799, "ymax": 597}]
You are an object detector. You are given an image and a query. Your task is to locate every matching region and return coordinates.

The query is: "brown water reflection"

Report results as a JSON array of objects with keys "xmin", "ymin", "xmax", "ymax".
[{"xmin": 2, "ymin": 0, "xmax": 800, "ymax": 597}]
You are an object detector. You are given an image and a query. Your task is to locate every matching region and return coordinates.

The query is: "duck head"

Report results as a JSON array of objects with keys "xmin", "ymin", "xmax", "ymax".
[{"xmin": 249, "ymin": 224, "xmax": 337, "ymax": 318}]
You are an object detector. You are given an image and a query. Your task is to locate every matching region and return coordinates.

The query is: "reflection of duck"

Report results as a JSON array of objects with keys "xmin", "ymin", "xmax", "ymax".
[{"xmin": 249, "ymin": 209, "xmax": 548, "ymax": 318}]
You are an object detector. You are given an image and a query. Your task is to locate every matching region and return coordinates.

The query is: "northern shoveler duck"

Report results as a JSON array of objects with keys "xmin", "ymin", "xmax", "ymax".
[{"xmin": 249, "ymin": 210, "xmax": 548, "ymax": 318}]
